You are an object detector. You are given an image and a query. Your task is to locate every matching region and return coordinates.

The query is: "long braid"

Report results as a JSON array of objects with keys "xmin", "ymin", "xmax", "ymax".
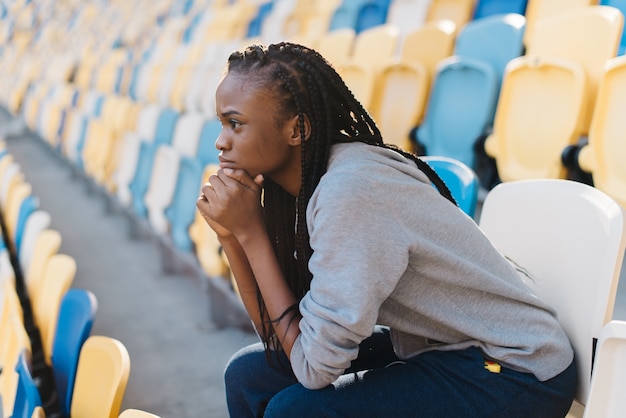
[{"xmin": 225, "ymin": 42, "xmax": 457, "ymax": 357}]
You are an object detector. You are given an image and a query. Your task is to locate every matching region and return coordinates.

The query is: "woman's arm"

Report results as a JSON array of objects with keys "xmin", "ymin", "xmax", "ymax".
[{"xmin": 197, "ymin": 168, "xmax": 301, "ymax": 356}]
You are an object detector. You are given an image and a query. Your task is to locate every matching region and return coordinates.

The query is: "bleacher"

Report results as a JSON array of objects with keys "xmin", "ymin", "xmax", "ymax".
[{"xmin": 1, "ymin": 0, "xmax": 626, "ymax": 417}]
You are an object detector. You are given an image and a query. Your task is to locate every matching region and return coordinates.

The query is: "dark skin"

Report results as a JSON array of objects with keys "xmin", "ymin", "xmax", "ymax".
[{"xmin": 197, "ymin": 72, "xmax": 310, "ymax": 357}]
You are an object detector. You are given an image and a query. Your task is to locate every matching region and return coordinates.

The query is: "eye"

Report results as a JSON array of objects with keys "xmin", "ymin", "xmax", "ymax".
[{"xmin": 229, "ymin": 119, "xmax": 242, "ymax": 129}]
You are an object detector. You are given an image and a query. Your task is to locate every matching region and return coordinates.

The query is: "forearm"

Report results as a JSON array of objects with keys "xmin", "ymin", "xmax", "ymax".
[
  {"xmin": 237, "ymin": 224, "xmax": 301, "ymax": 357},
  {"xmin": 219, "ymin": 235, "xmax": 266, "ymax": 334}
]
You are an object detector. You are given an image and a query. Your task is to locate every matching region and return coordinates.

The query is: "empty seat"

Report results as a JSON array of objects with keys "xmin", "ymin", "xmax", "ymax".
[
  {"xmin": 472, "ymin": 0, "xmax": 528, "ymax": 20},
  {"xmin": 426, "ymin": 0, "xmax": 477, "ymax": 29},
  {"xmin": 484, "ymin": 56, "xmax": 587, "ymax": 182}
]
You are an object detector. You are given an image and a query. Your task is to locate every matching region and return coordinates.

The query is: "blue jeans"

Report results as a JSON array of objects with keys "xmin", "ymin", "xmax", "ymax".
[{"xmin": 224, "ymin": 327, "xmax": 576, "ymax": 418}]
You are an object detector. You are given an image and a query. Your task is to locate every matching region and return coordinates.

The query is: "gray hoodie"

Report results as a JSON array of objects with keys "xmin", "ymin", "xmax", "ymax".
[{"xmin": 289, "ymin": 142, "xmax": 573, "ymax": 390}]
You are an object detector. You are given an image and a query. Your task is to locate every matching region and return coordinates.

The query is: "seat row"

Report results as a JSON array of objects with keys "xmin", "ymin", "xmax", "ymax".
[{"xmin": 0, "ymin": 145, "xmax": 160, "ymax": 418}]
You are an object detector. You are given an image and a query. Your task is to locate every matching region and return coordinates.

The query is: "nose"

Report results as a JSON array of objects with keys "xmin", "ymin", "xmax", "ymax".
[{"xmin": 215, "ymin": 130, "xmax": 229, "ymax": 151}]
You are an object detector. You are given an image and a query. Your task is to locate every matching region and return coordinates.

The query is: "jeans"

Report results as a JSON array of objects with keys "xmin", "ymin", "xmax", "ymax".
[{"xmin": 224, "ymin": 327, "xmax": 577, "ymax": 418}]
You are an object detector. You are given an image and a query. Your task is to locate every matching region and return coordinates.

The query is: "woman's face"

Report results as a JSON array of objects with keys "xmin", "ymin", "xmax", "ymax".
[{"xmin": 215, "ymin": 72, "xmax": 302, "ymax": 196}]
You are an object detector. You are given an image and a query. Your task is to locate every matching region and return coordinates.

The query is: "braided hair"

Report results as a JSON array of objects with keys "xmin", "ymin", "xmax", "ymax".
[{"xmin": 225, "ymin": 42, "xmax": 456, "ymax": 350}]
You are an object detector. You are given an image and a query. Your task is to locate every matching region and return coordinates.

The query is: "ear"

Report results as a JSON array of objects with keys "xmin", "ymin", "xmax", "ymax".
[{"xmin": 287, "ymin": 114, "xmax": 311, "ymax": 145}]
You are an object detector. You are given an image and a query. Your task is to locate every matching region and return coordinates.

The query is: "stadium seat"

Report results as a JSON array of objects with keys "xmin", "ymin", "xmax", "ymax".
[
  {"xmin": 119, "ymin": 409, "xmax": 161, "ymax": 418},
  {"xmin": 422, "ymin": 156, "xmax": 480, "ymax": 218},
  {"xmin": 70, "ymin": 336, "xmax": 130, "ymax": 418},
  {"xmin": 600, "ymin": 0, "xmax": 626, "ymax": 55},
  {"xmin": 574, "ymin": 55, "xmax": 626, "ymax": 209},
  {"xmin": 12, "ymin": 349, "xmax": 43, "ymax": 418},
  {"xmin": 340, "ymin": 61, "xmax": 376, "ymax": 109},
  {"xmin": 32, "ymin": 254, "xmax": 77, "ymax": 365},
  {"xmin": 355, "ymin": 0, "xmax": 392, "ymax": 33},
  {"xmin": 329, "ymin": 0, "xmax": 371, "ymax": 31},
  {"xmin": 316, "ymin": 28, "xmax": 356, "ymax": 69},
  {"xmin": 25, "ymin": 229, "xmax": 62, "ymax": 309},
  {"xmin": 387, "ymin": 0, "xmax": 431, "ymax": 38},
  {"xmin": 371, "ymin": 61, "xmax": 429, "ymax": 150},
  {"xmin": 484, "ymin": 56, "xmax": 587, "ymax": 182},
  {"xmin": 17, "ymin": 209, "xmax": 50, "ymax": 279},
  {"xmin": 413, "ymin": 56, "xmax": 498, "ymax": 170},
  {"xmin": 479, "ymin": 178, "xmax": 626, "ymax": 407},
  {"xmin": 426, "ymin": 0, "xmax": 477, "ymax": 29},
  {"xmin": 400, "ymin": 19, "xmax": 457, "ymax": 83},
  {"xmin": 51, "ymin": 289, "xmax": 98, "ymax": 417},
  {"xmin": 523, "ymin": 0, "xmax": 596, "ymax": 47},
  {"xmin": 583, "ymin": 320, "xmax": 626, "ymax": 418},
  {"xmin": 472, "ymin": 0, "xmax": 528, "ymax": 20},
  {"xmin": 144, "ymin": 145, "xmax": 181, "ymax": 235},
  {"xmin": 526, "ymin": 5, "xmax": 623, "ymax": 135},
  {"xmin": 351, "ymin": 24, "xmax": 399, "ymax": 70},
  {"xmin": 1, "ymin": 311, "xmax": 31, "ymax": 418}
]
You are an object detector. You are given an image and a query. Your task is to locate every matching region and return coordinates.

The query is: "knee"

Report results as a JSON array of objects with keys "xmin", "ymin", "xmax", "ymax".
[
  {"xmin": 264, "ymin": 385, "xmax": 321, "ymax": 418},
  {"xmin": 224, "ymin": 344, "xmax": 263, "ymax": 390}
]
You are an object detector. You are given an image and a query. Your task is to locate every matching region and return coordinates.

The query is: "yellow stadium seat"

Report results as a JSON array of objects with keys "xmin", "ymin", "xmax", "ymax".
[
  {"xmin": 339, "ymin": 62, "xmax": 376, "ymax": 110},
  {"xmin": 426, "ymin": 0, "xmax": 477, "ymax": 30},
  {"xmin": 33, "ymin": 253, "xmax": 76, "ymax": 365},
  {"xmin": 523, "ymin": 0, "xmax": 597, "ymax": 46},
  {"xmin": 577, "ymin": 55, "xmax": 626, "ymax": 209},
  {"xmin": 23, "ymin": 227, "xmax": 60, "ymax": 306},
  {"xmin": 371, "ymin": 61, "xmax": 429, "ymax": 150},
  {"xmin": 400, "ymin": 19, "xmax": 457, "ymax": 81},
  {"xmin": 4, "ymin": 181, "xmax": 32, "ymax": 241},
  {"xmin": 526, "ymin": 5, "xmax": 623, "ymax": 135},
  {"xmin": 70, "ymin": 336, "xmax": 130, "ymax": 418},
  {"xmin": 316, "ymin": 28, "xmax": 356, "ymax": 69},
  {"xmin": 484, "ymin": 56, "xmax": 587, "ymax": 182},
  {"xmin": 189, "ymin": 165, "xmax": 230, "ymax": 280},
  {"xmin": 0, "ymin": 311, "xmax": 31, "ymax": 418},
  {"xmin": 351, "ymin": 24, "xmax": 399, "ymax": 70}
]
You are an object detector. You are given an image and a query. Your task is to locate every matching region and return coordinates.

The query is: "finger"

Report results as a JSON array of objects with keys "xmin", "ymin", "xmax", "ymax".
[{"xmin": 220, "ymin": 168, "xmax": 258, "ymax": 190}]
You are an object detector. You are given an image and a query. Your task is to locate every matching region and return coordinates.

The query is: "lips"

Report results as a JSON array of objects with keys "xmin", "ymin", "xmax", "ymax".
[{"xmin": 218, "ymin": 156, "xmax": 236, "ymax": 169}]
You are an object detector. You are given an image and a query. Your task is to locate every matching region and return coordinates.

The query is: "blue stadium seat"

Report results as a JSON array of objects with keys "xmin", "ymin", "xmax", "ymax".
[
  {"xmin": 473, "ymin": 0, "xmax": 528, "ymax": 20},
  {"xmin": 51, "ymin": 289, "xmax": 97, "ymax": 417},
  {"xmin": 247, "ymin": 1, "xmax": 274, "ymax": 38},
  {"xmin": 413, "ymin": 56, "xmax": 498, "ymax": 170},
  {"xmin": 12, "ymin": 350, "xmax": 43, "ymax": 418},
  {"xmin": 165, "ymin": 156, "xmax": 204, "ymax": 252},
  {"xmin": 422, "ymin": 156, "xmax": 480, "ymax": 218},
  {"xmin": 329, "ymin": 0, "xmax": 370, "ymax": 31},
  {"xmin": 355, "ymin": 0, "xmax": 391, "ymax": 33},
  {"xmin": 455, "ymin": 13, "xmax": 526, "ymax": 109},
  {"xmin": 196, "ymin": 118, "xmax": 221, "ymax": 167},
  {"xmin": 14, "ymin": 194, "xmax": 39, "ymax": 258}
]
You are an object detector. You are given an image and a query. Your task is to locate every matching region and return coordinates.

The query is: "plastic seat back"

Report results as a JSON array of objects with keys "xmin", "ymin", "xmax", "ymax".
[
  {"xmin": 114, "ymin": 132, "xmax": 143, "ymax": 207},
  {"xmin": 355, "ymin": 0, "xmax": 391, "ymax": 33},
  {"xmin": 33, "ymin": 254, "xmax": 77, "ymax": 365},
  {"xmin": 119, "ymin": 409, "xmax": 161, "ymax": 418},
  {"xmin": 144, "ymin": 145, "xmax": 180, "ymax": 234},
  {"xmin": 51, "ymin": 289, "xmax": 98, "ymax": 417},
  {"xmin": 373, "ymin": 61, "xmax": 429, "ymax": 150},
  {"xmin": 195, "ymin": 118, "xmax": 221, "ymax": 167},
  {"xmin": 416, "ymin": 56, "xmax": 498, "ymax": 169},
  {"xmin": 5, "ymin": 181, "xmax": 32, "ymax": 242},
  {"xmin": 484, "ymin": 56, "xmax": 587, "ymax": 181},
  {"xmin": 523, "ymin": 0, "xmax": 596, "ymax": 47},
  {"xmin": 12, "ymin": 350, "xmax": 42, "ymax": 418},
  {"xmin": 600, "ymin": 0, "xmax": 626, "ymax": 54},
  {"xmin": 400, "ymin": 19, "xmax": 457, "ymax": 78},
  {"xmin": 18, "ymin": 210, "xmax": 50, "ymax": 279},
  {"xmin": 455, "ymin": 13, "xmax": 525, "ymax": 96},
  {"xmin": 578, "ymin": 56, "xmax": 626, "ymax": 209},
  {"xmin": 422, "ymin": 156, "xmax": 479, "ymax": 218},
  {"xmin": 583, "ymin": 320, "xmax": 626, "ymax": 417},
  {"xmin": 351, "ymin": 24, "xmax": 399, "ymax": 69},
  {"xmin": 26, "ymin": 229, "xmax": 62, "ymax": 308},
  {"xmin": 165, "ymin": 156, "xmax": 203, "ymax": 252},
  {"xmin": 479, "ymin": 179, "xmax": 626, "ymax": 404},
  {"xmin": 340, "ymin": 62, "xmax": 376, "ymax": 109},
  {"xmin": 472, "ymin": 0, "xmax": 528, "ymax": 19},
  {"xmin": 387, "ymin": 0, "xmax": 431, "ymax": 37},
  {"xmin": 71, "ymin": 336, "xmax": 130, "ymax": 418},
  {"xmin": 316, "ymin": 28, "xmax": 356, "ymax": 69},
  {"xmin": 426, "ymin": 0, "xmax": 477, "ymax": 29},
  {"xmin": 14, "ymin": 195, "xmax": 39, "ymax": 257},
  {"xmin": 526, "ymin": 5, "xmax": 624, "ymax": 135},
  {"xmin": 1, "ymin": 313, "xmax": 31, "ymax": 418},
  {"xmin": 170, "ymin": 112, "xmax": 206, "ymax": 159},
  {"xmin": 329, "ymin": 0, "xmax": 370, "ymax": 31}
]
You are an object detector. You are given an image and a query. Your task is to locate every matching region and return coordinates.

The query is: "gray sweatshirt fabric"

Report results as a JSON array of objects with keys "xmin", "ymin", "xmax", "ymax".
[{"xmin": 289, "ymin": 142, "xmax": 574, "ymax": 390}]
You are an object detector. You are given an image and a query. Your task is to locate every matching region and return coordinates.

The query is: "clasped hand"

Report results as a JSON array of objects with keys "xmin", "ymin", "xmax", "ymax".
[{"xmin": 196, "ymin": 168, "xmax": 264, "ymax": 240}]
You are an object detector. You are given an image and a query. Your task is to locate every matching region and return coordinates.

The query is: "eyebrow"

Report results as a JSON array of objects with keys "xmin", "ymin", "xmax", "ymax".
[{"xmin": 220, "ymin": 110, "xmax": 242, "ymax": 118}]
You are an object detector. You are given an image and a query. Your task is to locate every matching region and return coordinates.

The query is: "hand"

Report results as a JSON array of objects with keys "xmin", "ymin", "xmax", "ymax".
[{"xmin": 197, "ymin": 168, "xmax": 265, "ymax": 241}]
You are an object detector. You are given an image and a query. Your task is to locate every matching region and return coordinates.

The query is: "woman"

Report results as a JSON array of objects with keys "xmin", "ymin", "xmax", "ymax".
[{"xmin": 196, "ymin": 43, "xmax": 576, "ymax": 418}]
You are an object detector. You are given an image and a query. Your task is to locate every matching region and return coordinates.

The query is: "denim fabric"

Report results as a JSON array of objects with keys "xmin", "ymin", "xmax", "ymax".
[{"xmin": 224, "ymin": 327, "xmax": 576, "ymax": 418}]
